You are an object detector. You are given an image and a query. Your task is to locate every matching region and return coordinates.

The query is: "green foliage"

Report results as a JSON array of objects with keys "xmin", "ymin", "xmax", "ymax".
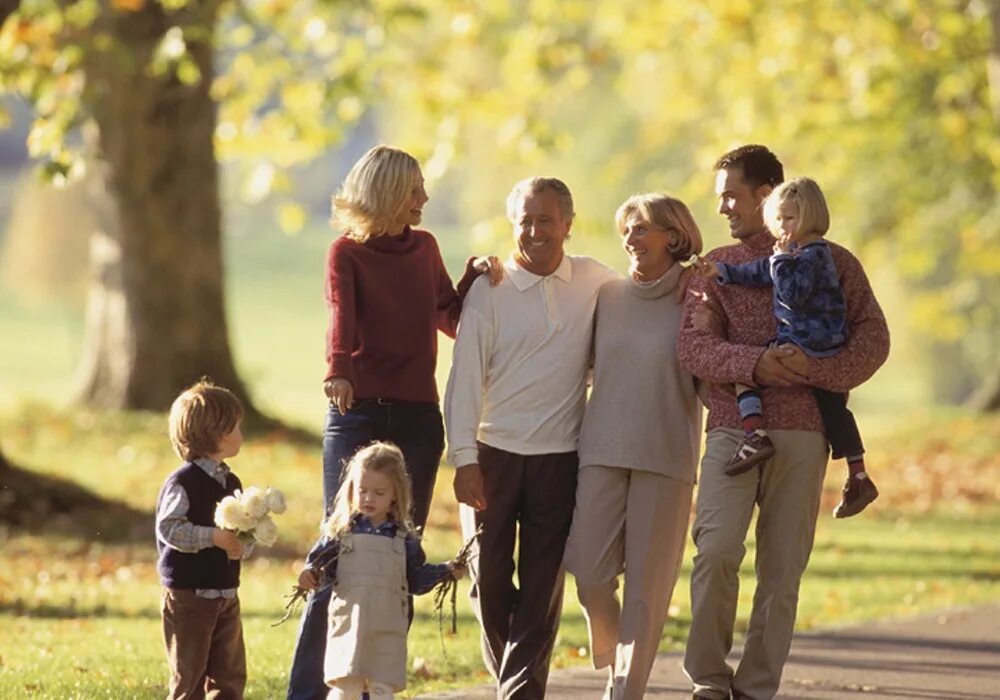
[{"xmin": 1, "ymin": 0, "xmax": 996, "ymax": 396}]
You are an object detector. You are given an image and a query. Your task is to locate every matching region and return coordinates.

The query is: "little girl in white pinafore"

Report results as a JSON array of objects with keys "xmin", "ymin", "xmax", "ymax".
[{"xmin": 296, "ymin": 442, "xmax": 463, "ymax": 700}]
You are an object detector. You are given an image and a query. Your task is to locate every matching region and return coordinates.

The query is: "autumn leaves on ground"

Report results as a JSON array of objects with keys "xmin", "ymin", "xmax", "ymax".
[{"xmin": 1, "ymin": 405, "xmax": 998, "ymax": 698}]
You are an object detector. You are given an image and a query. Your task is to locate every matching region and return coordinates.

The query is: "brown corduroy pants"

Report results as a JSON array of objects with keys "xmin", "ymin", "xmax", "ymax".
[{"xmin": 161, "ymin": 588, "xmax": 247, "ymax": 699}]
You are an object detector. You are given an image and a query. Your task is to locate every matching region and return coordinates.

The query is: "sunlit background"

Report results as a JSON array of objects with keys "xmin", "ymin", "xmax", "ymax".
[{"xmin": 1, "ymin": 1, "xmax": 998, "ymax": 697}]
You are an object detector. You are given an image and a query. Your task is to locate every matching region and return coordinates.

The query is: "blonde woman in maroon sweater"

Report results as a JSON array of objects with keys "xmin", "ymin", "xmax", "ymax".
[{"xmin": 287, "ymin": 145, "xmax": 499, "ymax": 700}]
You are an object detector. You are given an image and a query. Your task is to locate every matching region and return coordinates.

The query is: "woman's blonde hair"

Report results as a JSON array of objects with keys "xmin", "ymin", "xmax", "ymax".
[
  {"xmin": 323, "ymin": 441, "xmax": 414, "ymax": 537},
  {"xmin": 168, "ymin": 379, "xmax": 243, "ymax": 461},
  {"xmin": 332, "ymin": 145, "xmax": 422, "ymax": 243},
  {"xmin": 763, "ymin": 177, "xmax": 830, "ymax": 238},
  {"xmin": 614, "ymin": 193, "xmax": 703, "ymax": 261}
]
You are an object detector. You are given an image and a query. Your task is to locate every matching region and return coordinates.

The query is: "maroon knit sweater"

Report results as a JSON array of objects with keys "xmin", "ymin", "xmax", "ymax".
[
  {"xmin": 678, "ymin": 230, "xmax": 890, "ymax": 432},
  {"xmin": 324, "ymin": 227, "xmax": 478, "ymax": 402}
]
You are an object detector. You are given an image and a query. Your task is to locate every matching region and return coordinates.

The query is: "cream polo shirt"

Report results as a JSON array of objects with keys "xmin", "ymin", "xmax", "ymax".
[{"xmin": 444, "ymin": 254, "xmax": 619, "ymax": 468}]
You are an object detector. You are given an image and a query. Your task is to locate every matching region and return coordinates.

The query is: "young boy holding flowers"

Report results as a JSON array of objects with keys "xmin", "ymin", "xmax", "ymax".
[{"xmin": 155, "ymin": 379, "xmax": 250, "ymax": 699}]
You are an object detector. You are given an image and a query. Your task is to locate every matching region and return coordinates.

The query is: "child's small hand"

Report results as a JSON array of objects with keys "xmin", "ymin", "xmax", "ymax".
[
  {"xmin": 297, "ymin": 567, "xmax": 319, "ymax": 591},
  {"xmin": 447, "ymin": 560, "xmax": 467, "ymax": 580},
  {"xmin": 693, "ymin": 257, "xmax": 720, "ymax": 280},
  {"xmin": 774, "ymin": 232, "xmax": 794, "ymax": 254},
  {"xmin": 212, "ymin": 528, "xmax": 244, "ymax": 560}
]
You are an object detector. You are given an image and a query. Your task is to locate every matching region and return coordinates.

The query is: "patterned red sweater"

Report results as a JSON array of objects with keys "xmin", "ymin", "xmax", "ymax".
[{"xmin": 678, "ymin": 231, "xmax": 889, "ymax": 432}]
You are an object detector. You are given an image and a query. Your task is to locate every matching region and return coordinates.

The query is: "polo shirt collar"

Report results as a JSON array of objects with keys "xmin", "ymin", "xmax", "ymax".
[{"xmin": 505, "ymin": 253, "xmax": 572, "ymax": 291}]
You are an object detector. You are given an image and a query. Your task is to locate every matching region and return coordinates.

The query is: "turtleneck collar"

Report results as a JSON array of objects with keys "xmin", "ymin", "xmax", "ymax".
[
  {"xmin": 365, "ymin": 226, "xmax": 417, "ymax": 252},
  {"xmin": 628, "ymin": 262, "xmax": 684, "ymax": 300},
  {"xmin": 742, "ymin": 229, "xmax": 777, "ymax": 251}
]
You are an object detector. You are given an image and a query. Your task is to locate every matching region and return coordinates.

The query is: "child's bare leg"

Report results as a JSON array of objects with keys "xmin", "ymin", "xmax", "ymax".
[{"xmin": 724, "ymin": 384, "xmax": 776, "ymax": 476}]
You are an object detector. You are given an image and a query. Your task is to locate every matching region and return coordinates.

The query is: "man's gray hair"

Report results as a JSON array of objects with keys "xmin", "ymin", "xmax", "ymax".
[{"xmin": 505, "ymin": 177, "xmax": 575, "ymax": 223}]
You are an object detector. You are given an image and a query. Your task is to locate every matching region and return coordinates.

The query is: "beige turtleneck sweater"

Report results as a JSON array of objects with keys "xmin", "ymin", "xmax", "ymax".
[{"xmin": 577, "ymin": 264, "xmax": 703, "ymax": 484}]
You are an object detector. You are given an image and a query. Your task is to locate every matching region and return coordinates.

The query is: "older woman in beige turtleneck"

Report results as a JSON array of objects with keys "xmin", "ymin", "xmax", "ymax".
[{"xmin": 563, "ymin": 193, "xmax": 704, "ymax": 700}]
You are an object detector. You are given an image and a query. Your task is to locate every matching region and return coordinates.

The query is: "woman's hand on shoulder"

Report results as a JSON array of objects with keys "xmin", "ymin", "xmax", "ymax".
[
  {"xmin": 473, "ymin": 255, "xmax": 504, "ymax": 287},
  {"xmin": 687, "ymin": 289, "xmax": 726, "ymax": 338},
  {"xmin": 324, "ymin": 377, "xmax": 354, "ymax": 415}
]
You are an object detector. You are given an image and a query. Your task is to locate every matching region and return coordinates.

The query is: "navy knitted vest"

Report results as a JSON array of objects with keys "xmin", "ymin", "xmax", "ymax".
[{"xmin": 156, "ymin": 462, "xmax": 242, "ymax": 589}]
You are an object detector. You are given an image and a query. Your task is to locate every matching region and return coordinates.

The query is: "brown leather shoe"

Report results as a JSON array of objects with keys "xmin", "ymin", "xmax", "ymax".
[
  {"xmin": 834, "ymin": 473, "xmax": 879, "ymax": 518},
  {"xmin": 724, "ymin": 429, "xmax": 775, "ymax": 476}
]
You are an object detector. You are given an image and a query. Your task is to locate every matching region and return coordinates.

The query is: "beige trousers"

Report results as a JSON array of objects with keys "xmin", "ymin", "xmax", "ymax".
[
  {"xmin": 564, "ymin": 466, "xmax": 694, "ymax": 700},
  {"xmin": 683, "ymin": 428, "xmax": 828, "ymax": 700}
]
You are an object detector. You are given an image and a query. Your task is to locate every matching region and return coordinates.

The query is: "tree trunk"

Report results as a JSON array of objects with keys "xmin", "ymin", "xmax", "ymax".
[
  {"xmin": 76, "ymin": 1, "xmax": 253, "ymax": 412},
  {"xmin": 966, "ymin": 364, "xmax": 1000, "ymax": 412}
]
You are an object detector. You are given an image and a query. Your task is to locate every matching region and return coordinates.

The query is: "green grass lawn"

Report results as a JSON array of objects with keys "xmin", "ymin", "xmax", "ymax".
[{"xmin": 2, "ymin": 404, "xmax": 999, "ymax": 698}]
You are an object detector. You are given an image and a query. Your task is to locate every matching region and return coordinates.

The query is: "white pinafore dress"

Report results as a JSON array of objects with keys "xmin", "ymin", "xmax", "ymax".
[{"xmin": 323, "ymin": 531, "xmax": 409, "ymax": 691}]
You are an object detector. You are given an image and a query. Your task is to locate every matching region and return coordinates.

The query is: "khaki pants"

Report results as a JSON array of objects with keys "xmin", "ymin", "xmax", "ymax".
[
  {"xmin": 564, "ymin": 466, "xmax": 693, "ymax": 700},
  {"xmin": 684, "ymin": 428, "xmax": 828, "ymax": 700},
  {"xmin": 161, "ymin": 589, "xmax": 246, "ymax": 700}
]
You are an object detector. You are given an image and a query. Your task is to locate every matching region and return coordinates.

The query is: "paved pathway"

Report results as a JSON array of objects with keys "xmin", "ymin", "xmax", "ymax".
[{"xmin": 417, "ymin": 604, "xmax": 1000, "ymax": 699}]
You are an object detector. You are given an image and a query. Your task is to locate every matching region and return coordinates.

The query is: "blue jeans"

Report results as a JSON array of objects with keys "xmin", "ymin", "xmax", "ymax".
[{"xmin": 286, "ymin": 399, "xmax": 445, "ymax": 700}]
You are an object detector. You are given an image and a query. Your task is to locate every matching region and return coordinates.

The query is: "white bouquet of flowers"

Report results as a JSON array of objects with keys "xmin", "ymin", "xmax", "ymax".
[{"xmin": 214, "ymin": 486, "xmax": 286, "ymax": 547}]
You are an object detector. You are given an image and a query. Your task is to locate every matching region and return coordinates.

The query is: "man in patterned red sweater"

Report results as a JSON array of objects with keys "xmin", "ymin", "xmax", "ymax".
[{"xmin": 679, "ymin": 145, "xmax": 889, "ymax": 700}]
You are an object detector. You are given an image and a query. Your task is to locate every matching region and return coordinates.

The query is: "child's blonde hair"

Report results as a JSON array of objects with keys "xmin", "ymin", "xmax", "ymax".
[
  {"xmin": 332, "ymin": 145, "xmax": 422, "ymax": 243},
  {"xmin": 763, "ymin": 176, "xmax": 830, "ymax": 238},
  {"xmin": 168, "ymin": 379, "xmax": 243, "ymax": 461},
  {"xmin": 323, "ymin": 441, "xmax": 414, "ymax": 537}
]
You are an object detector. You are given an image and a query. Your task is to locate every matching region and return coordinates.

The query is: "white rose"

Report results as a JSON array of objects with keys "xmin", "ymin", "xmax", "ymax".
[
  {"xmin": 241, "ymin": 486, "xmax": 269, "ymax": 519},
  {"xmin": 265, "ymin": 487, "xmax": 287, "ymax": 514},
  {"xmin": 215, "ymin": 496, "xmax": 251, "ymax": 531},
  {"xmin": 254, "ymin": 516, "xmax": 278, "ymax": 547}
]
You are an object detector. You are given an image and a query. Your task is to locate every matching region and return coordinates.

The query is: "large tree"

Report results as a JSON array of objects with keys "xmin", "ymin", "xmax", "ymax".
[{"xmin": 72, "ymin": 0, "xmax": 248, "ymax": 409}]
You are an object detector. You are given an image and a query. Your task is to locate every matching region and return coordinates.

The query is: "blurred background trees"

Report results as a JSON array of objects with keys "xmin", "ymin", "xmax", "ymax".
[{"xmin": 1, "ymin": 0, "xmax": 997, "ymax": 414}]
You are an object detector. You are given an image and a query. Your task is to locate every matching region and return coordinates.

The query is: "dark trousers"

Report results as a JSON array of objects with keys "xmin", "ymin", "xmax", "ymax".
[
  {"xmin": 286, "ymin": 399, "xmax": 445, "ymax": 700},
  {"xmin": 813, "ymin": 388, "xmax": 864, "ymax": 459},
  {"xmin": 466, "ymin": 443, "xmax": 579, "ymax": 699},
  {"xmin": 162, "ymin": 589, "xmax": 246, "ymax": 700}
]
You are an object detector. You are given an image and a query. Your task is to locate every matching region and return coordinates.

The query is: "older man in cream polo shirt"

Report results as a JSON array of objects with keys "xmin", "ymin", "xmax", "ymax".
[{"xmin": 445, "ymin": 176, "xmax": 618, "ymax": 699}]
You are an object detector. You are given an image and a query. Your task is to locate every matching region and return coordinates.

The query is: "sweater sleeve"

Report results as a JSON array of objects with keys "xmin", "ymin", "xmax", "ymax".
[
  {"xmin": 718, "ymin": 256, "xmax": 773, "ymax": 287},
  {"xmin": 325, "ymin": 241, "xmax": 356, "ymax": 383},
  {"xmin": 806, "ymin": 248, "xmax": 889, "ymax": 392},
  {"xmin": 431, "ymin": 234, "xmax": 478, "ymax": 338},
  {"xmin": 677, "ymin": 272, "xmax": 766, "ymax": 386}
]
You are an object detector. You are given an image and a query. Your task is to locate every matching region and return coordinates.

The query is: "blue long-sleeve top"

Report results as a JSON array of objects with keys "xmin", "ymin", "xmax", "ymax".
[
  {"xmin": 306, "ymin": 513, "xmax": 451, "ymax": 595},
  {"xmin": 716, "ymin": 240, "xmax": 847, "ymax": 358}
]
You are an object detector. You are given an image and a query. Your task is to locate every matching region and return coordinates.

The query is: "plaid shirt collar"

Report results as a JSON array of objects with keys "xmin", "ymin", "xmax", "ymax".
[{"xmin": 193, "ymin": 457, "xmax": 231, "ymax": 487}]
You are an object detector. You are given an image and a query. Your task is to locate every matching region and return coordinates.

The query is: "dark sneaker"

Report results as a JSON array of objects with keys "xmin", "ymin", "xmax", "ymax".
[
  {"xmin": 834, "ymin": 473, "xmax": 879, "ymax": 518},
  {"xmin": 724, "ymin": 429, "xmax": 775, "ymax": 476}
]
